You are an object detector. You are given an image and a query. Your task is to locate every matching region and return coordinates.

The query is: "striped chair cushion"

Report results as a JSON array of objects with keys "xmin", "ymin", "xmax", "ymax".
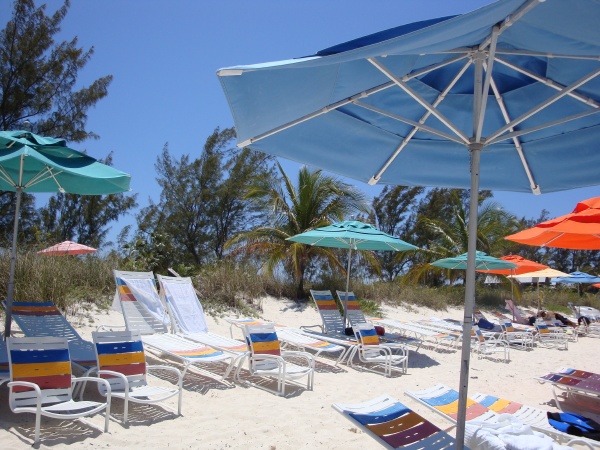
[
  {"xmin": 12, "ymin": 302, "xmax": 61, "ymax": 316},
  {"xmin": 356, "ymin": 327, "xmax": 380, "ymax": 346},
  {"xmin": 96, "ymin": 340, "xmax": 146, "ymax": 377},
  {"xmin": 10, "ymin": 347, "xmax": 72, "ymax": 392},
  {"xmin": 247, "ymin": 331, "xmax": 281, "ymax": 356}
]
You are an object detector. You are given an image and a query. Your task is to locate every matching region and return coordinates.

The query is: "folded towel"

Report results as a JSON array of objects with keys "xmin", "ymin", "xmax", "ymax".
[{"xmin": 465, "ymin": 414, "xmax": 573, "ymax": 450}]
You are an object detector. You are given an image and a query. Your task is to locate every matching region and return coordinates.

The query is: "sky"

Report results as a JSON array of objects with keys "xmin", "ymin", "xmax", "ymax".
[{"xmin": 1, "ymin": 0, "xmax": 598, "ymax": 246}]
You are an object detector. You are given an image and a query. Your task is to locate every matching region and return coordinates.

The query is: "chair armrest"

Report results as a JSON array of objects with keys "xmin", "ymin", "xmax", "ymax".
[
  {"xmin": 72, "ymin": 376, "xmax": 112, "ymax": 396},
  {"xmin": 281, "ymin": 350, "xmax": 315, "ymax": 366},
  {"xmin": 96, "ymin": 324, "xmax": 127, "ymax": 332},
  {"xmin": 8, "ymin": 380, "xmax": 42, "ymax": 396},
  {"xmin": 147, "ymin": 364, "xmax": 183, "ymax": 386},
  {"xmin": 300, "ymin": 324, "xmax": 323, "ymax": 333}
]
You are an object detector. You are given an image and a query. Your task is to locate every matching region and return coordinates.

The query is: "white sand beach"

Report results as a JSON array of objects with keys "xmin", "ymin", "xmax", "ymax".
[{"xmin": 1, "ymin": 296, "xmax": 598, "ymax": 449}]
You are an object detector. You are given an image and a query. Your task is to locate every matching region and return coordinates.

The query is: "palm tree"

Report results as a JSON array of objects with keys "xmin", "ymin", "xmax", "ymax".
[
  {"xmin": 226, "ymin": 163, "xmax": 369, "ymax": 298},
  {"xmin": 406, "ymin": 191, "xmax": 519, "ymax": 285}
]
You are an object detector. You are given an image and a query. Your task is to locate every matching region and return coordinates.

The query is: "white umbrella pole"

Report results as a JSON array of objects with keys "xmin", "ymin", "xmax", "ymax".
[
  {"xmin": 4, "ymin": 186, "xmax": 22, "ymax": 340},
  {"xmin": 455, "ymin": 146, "xmax": 481, "ymax": 449},
  {"xmin": 342, "ymin": 246, "xmax": 352, "ymax": 328}
]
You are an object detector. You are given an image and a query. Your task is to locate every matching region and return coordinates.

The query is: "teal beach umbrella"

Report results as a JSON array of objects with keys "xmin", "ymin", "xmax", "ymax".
[
  {"xmin": 0, "ymin": 130, "xmax": 131, "ymax": 338},
  {"xmin": 432, "ymin": 251, "xmax": 518, "ymax": 271},
  {"xmin": 288, "ymin": 220, "xmax": 417, "ymax": 325}
]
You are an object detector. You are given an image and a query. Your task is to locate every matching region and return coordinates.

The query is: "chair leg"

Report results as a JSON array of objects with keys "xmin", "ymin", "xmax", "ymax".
[
  {"xmin": 34, "ymin": 411, "xmax": 41, "ymax": 445},
  {"xmin": 104, "ymin": 398, "xmax": 111, "ymax": 432}
]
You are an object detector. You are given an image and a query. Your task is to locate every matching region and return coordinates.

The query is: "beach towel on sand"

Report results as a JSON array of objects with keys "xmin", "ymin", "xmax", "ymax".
[{"xmin": 465, "ymin": 414, "xmax": 573, "ymax": 450}]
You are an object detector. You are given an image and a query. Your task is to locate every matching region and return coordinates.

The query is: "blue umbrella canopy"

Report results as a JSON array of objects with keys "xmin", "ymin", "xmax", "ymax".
[
  {"xmin": 1, "ymin": 130, "xmax": 131, "ymax": 338},
  {"xmin": 432, "ymin": 251, "xmax": 518, "ymax": 271},
  {"xmin": 287, "ymin": 220, "xmax": 417, "ymax": 251},
  {"xmin": 555, "ymin": 271, "xmax": 600, "ymax": 284},
  {"xmin": 217, "ymin": 1, "xmax": 600, "ymax": 446}
]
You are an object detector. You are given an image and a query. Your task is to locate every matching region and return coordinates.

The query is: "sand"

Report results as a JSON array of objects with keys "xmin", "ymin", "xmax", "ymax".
[{"xmin": 1, "ymin": 296, "xmax": 599, "ymax": 449}]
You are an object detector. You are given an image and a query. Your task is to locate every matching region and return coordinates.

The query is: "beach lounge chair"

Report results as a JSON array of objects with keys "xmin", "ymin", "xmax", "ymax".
[
  {"xmin": 473, "ymin": 392, "xmax": 599, "ymax": 449},
  {"xmin": 505, "ymin": 299, "xmax": 532, "ymax": 325},
  {"xmin": 535, "ymin": 323, "xmax": 569, "ymax": 350},
  {"xmin": 7, "ymin": 301, "xmax": 97, "ymax": 372},
  {"xmin": 371, "ymin": 317, "xmax": 460, "ymax": 352},
  {"xmin": 535, "ymin": 371, "xmax": 600, "ymax": 410},
  {"xmin": 335, "ymin": 290, "xmax": 422, "ymax": 351},
  {"xmin": 407, "ymin": 384, "xmax": 596, "ymax": 449},
  {"xmin": 90, "ymin": 330, "xmax": 183, "ymax": 423},
  {"xmin": 351, "ymin": 323, "xmax": 408, "ymax": 377},
  {"xmin": 555, "ymin": 367, "xmax": 600, "ymax": 383},
  {"xmin": 226, "ymin": 316, "xmax": 355, "ymax": 365},
  {"xmin": 234, "ymin": 323, "xmax": 314, "ymax": 396},
  {"xmin": 500, "ymin": 320, "xmax": 535, "ymax": 350},
  {"xmin": 156, "ymin": 275, "xmax": 249, "ymax": 366},
  {"xmin": 471, "ymin": 324, "xmax": 510, "ymax": 362},
  {"xmin": 332, "ymin": 394, "xmax": 461, "ymax": 449},
  {"xmin": 309, "ymin": 289, "xmax": 346, "ymax": 334},
  {"xmin": 112, "ymin": 270, "xmax": 236, "ymax": 382},
  {"xmin": 7, "ymin": 336, "xmax": 111, "ymax": 445}
]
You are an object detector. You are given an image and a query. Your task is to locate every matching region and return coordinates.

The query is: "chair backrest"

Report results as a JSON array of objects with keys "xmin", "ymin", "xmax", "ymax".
[
  {"xmin": 242, "ymin": 324, "xmax": 281, "ymax": 370},
  {"xmin": 336, "ymin": 291, "xmax": 368, "ymax": 326},
  {"xmin": 472, "ymin": 325, "xmax": 486, "ymax": 343},
  {"xmin": 8, "ymin": 301, "xmax": 96, "ymax": 369},
  {"xmin": 8, "ymin": 336, "xmax": 73, "ymax": 407},
  {"xmin": 503, "ymin": 321, "xmax": 516, "ymax": 333},
  {"xmin": 156, "ymin": 275, "xmax": 208, "ymax": 335},
  {"xmin": 536, "ymin": 323, "xmax": 551, "ymax": 335},
  {"xmin": 353, "ymin": 323, "xmax": 381, "ymax": 358},
  {"xmin": 93, "ymin": 330, "xmax": 147, "ymax": 391},
  {"xmin": 473, "ymin": 309, "xmax": 485, "ymax": 322},
  {"xmin": 113, "ymin": 270, "xmax": 170, "ymax": 335},
  {"xmin": 9, "ymin": 301, "xmax": 81, "ymax": 341},
  {"xmin": 310, "ymin": 290, "xmax": 345, "ymax": 334}
]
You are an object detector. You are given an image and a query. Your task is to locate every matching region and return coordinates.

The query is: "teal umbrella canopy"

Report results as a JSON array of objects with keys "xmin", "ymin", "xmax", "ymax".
[
  {"xmin": 287, "ymin": 220, "xmax": 417, "ymax": 251},
  {"xmin": 288, "ymin": 220, "xmax": 417, "ymax": 327},
  {"xmin": 432, "ymin": 251, "xmax": 518, "ymax": 271},
  {"xmin": 1, "ymin": 130, "xmax": 132, "ymax": 339},
  {"xmin": 555, "ymin": 271, "xmax": 600, "ymax": 284},
  {"xmin": 0, "ymin": 130, "xmax": 131, "ymax": 194}
]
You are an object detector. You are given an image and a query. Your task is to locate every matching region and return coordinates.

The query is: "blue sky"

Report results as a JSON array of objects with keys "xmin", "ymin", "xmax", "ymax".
[{"xmin": 2, "ymin": 1, "xmax": 598, "ymax": 245}]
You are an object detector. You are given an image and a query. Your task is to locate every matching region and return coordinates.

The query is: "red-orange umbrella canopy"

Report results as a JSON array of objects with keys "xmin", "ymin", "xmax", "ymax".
[
  {"xmin": 476, "ymin": 255, "xmax": 548, "ymax": 275},
  {"xmin": 505, "ymin": 197, "xmax": 600, "ymax": 250},
  {"xmin": 37, "ymin": 240, "xmax": 96, "ymax": 256}
]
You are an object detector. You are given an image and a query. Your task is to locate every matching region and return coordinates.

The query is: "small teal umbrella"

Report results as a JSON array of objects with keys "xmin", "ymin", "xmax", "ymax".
[
  {"xmin": 432, "ymin": 251, "xmax": 518, "ymax": 271},
  {"xmin": 288, "ymin": 220, "xmax": 417, "ymax": 325},
  {"xmin": 0, "ymin": 130, "xmax": 131, "ymax": 338}
]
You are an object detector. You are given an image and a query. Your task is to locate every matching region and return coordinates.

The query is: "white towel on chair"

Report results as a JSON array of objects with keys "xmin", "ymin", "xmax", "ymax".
[{"xmin": 465, "ymin": 414, "xmax": 573, "ymax": 450}]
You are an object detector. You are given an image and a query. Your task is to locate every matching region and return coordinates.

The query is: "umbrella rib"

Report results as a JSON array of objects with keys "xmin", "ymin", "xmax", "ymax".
[
  {"xmin": 354, "ymin": 101, "xmax": 465, "ymax": 143},
  {"xmin": 495, "ymin": 56, "xmax": 600, "ymax": 109},
  {"xmin": 474, "ymin": 25, "xmax": 500, "ymax": 142},
  {"xmin": 367, "ymin": 59, "xmax": 472, "ymax": 185},
  {"xmin": 0, "ymin": 165, "xmax": 17, "ymax": 188},
  {"xmin": 368, "ymin": 57, "xmax": 470, "ymax": 144},
  {"xmin": 487, "ymin": 66, "xmax": 600, "ymax": 143},
  {"xmin": 494, "ymin": 49, "xmax": 600, "ymax": 61},
  {"xmin": 486, "ymin": 62, "xmax": 540, "ymax": 194},
  {"xmin": 478, "ymin": 0, "xmax": 544, "ymax": 50}
]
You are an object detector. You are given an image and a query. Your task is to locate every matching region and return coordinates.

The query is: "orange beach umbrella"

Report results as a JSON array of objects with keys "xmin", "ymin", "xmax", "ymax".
[
  {"xmin": 477, "ymin": 255, "xmax": 548, "ymax": 276},
  {"xmin": 505, "ymin": 197, "xmax": 600, "ymax": 250}
]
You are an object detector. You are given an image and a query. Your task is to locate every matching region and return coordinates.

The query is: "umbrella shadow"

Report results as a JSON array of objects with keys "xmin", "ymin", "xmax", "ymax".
[{"xmin": 407, "ymin": 352, "xmax": 441, "ymax": 369}]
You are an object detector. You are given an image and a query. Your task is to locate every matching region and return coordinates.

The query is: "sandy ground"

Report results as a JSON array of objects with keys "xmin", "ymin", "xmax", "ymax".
[{"xmin": 0, "ymin": 296, "xmax": 599, "ymax": 449}]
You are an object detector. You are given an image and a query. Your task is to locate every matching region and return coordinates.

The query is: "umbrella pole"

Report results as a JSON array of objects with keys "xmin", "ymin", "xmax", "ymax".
[
  {"xmin": 342, "ymin": 247, "xmax": 352, "ymax": 328},
  {"xmin": 4, "ymin": 187, "xmax": 22, "ymax": 340},
  {"xmin": 455, "ymin": 145, "xmax": 482, "ymax": 449}
]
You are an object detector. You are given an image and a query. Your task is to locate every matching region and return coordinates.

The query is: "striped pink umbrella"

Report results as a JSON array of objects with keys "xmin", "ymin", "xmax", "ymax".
[{"xmin": 37, "ymin": 240, "xmax": 96, "ymax": 256}]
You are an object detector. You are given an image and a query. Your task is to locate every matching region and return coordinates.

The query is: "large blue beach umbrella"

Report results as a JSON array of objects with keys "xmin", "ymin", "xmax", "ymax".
[
  {"xmin": 217, "ymin": 1, "xmax": 600, "ymax": 446},
  {"xmin": 555, "ymin": 271, "xmax": 600, "ymax": 297},
  {"xmin": 0, "ymin": 130, "xmax": 131, "ymax": 338},
  {"xmin": 288, "ymin": 220, "xmax": 417, "ymax": 326}
]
